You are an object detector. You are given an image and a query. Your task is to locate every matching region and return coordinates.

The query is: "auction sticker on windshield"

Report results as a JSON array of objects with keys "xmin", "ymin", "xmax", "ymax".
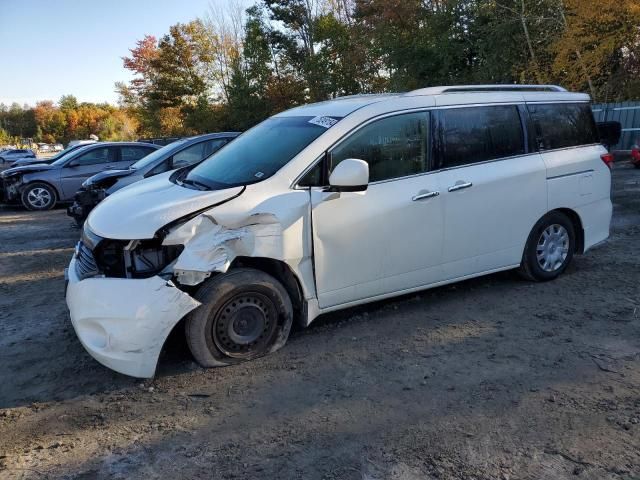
[{"xmin": 308, "ymin": 116, "xmax": 339, "ymax": 129}]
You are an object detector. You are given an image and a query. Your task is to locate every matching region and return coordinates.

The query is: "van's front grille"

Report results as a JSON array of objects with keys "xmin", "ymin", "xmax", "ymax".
[{"xmin": 75, "ymin": 241, "xmax": 100, "ymax": 280}]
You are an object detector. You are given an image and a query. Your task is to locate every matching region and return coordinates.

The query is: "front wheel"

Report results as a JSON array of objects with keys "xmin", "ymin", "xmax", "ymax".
[
  {"xmin": 518, "ymin": 211, "xmax": 575, "ymax": 281},
  {"xmin": 185, "ymin": 268, "xmax": 293, "ymax": 367},
  {"xmin": 21, "ymin": 182, "xmax": 57, "ymax": 210}
]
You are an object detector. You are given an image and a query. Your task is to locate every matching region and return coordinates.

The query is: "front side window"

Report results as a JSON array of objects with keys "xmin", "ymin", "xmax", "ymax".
[
  {"xmin": 330, "ymin": 112, "xmax": 429, "ymax": 183},
  {"xmin": 528, "ymin": 103, "xmax": 599, "ymax": 151},
  {"xmin": 438, "ymin": 105, "xmax": 525, "ymax": 169},
  {"xmin": 73, "ymin": 147, "xmax": 113, "ymax": 166},
  {"xmin": 185, "ymin": 116, "xmax": 336, "ymax": 189}
]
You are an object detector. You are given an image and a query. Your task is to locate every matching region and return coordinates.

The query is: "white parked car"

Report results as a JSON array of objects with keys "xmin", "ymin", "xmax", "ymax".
[{"xmin": 66, "ymin": 85, "xmax": 612, "ymax": 378}]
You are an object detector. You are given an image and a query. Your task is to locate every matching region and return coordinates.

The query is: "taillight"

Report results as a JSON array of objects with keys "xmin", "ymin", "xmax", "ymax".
[
  {"xmin": 601, "ymin": 153, "xmax": 614, "ymax": 169},
  {"xmin": 631, "ymin": 148, "xmax": 640, "ymax": 162}
]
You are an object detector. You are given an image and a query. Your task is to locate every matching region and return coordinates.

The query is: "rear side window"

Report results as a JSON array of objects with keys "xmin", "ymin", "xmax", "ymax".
[
  {"xmin": 330, "ymin": 112, "xmax": 430, "ymax": 182},
  {"xmin": 528, "ymin": 103, "xmax": 598, "ymax": 150},
  {"xmin": 438, "ymin": 105, "xmax": 525, "ymax": 169}
]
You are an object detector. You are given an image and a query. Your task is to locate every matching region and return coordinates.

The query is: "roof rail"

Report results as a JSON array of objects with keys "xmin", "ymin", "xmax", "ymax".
[{"xmin": 408, "ymin": 84, "xmax": 568, "ymax": 96}]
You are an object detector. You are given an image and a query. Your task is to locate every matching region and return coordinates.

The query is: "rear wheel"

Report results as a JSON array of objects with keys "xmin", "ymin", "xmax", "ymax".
[
  {"xmin": 185, "ymin": 268, "xmax": 293, "ymax": 367},
  {"xmin": 21, "ymin": 182, "xmax": 57, "ymax": 211},
  {"xmin": 518, "ymin": 211, "xmax": 575, "ymax": 281}
]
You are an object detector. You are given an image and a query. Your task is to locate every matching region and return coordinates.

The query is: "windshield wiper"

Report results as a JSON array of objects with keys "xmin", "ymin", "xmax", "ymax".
[{"xmin": 181, "ymin": 178, "xmax": 210, "ymax": 190}]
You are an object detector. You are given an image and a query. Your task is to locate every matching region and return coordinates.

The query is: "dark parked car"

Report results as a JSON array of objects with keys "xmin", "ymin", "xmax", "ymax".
[
  {"xmin": 0, "ymin": 142, "xmax": 159, "ymax": 210},
  {"xmin": 67, "ymin": 132, "xmax": 239, "ymax": 225},
  {"xmin": 0, "ymin": 149, "xmax": 36, "ymax": 164}
]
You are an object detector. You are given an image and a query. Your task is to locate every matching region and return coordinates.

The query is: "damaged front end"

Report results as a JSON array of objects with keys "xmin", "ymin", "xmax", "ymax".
[
  {"xmin": 0, "ymin": 173, "xmax": 24, "ymax": 203},
  {"xmin": 66, "ymin": 200, "xmax": 298, "ymax": 378},
  {"xmin": 67, "ymin": 186, "xmax": 107, "ymax": 225}
]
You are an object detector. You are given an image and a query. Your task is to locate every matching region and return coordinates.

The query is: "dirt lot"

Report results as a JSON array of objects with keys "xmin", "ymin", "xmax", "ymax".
[{"xmin": 0, "ymin": 164, "xmax": 639, "ymax": 480}]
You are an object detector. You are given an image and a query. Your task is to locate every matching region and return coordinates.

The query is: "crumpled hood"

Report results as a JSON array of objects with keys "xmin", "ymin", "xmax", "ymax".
[
  {"xmin": 86, "ymin": 171, "xmax": 244, "ymax": 240},
  {"xmin": 1, "ymin": 163, "xmax": 55, "ymax": 177},
  {"xmin": 11, "ymin": 158, "xmax": 54, "ymax": 168},
  {"xmin": 85, "ymin": 169, "xmax": 132, "ymax": 187}
]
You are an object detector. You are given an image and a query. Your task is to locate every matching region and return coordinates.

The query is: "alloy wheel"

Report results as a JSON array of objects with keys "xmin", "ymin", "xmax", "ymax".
[
  {"xmin": 27, "ymin": 187, "xmax": 52, "ymax": 208},
  {"xmin": 536, "ymin": 224, "xmax": 569, "ymax": 272}
]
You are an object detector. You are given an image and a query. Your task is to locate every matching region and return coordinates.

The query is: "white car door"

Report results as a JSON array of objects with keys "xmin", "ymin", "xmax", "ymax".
[
  {"xmin": 308, "ymin": 111, "xmax": 445, "ymax": 309},
  {"xmin": 435, "ymin": 104, "xmax": 548, "ymax": 279}
]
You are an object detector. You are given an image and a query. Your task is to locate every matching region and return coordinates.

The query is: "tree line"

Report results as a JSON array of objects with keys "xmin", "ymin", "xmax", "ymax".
[
  {"xmin": 3, "ymin": 0, "xmax": 640, "ymax": 144},
  {"xmin": 0, "ymin": 96, "xmax": 137, "ymax": 146}
]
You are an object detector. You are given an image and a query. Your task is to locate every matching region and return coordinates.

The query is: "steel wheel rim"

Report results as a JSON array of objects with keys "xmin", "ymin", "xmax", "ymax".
[
  {"xmin": 212, "ymin": 292, "xmax": 278, "ymax": 359},
  {"xmin": 537, "ymin": 224, "xmax": 569, "ymax": 272},
  {"xmin": 27, "ymin": 187, "xmax": 52, "ymax": 208}
]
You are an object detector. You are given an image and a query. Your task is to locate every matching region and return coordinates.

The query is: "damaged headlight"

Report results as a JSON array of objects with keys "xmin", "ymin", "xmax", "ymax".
[
  {"xmin": 123, "ymin": 239, "xmax": 184, "ymax": 278},
  {"xmin": 79, "ymin": 224, "xmax": 183, "ymax": 279}
]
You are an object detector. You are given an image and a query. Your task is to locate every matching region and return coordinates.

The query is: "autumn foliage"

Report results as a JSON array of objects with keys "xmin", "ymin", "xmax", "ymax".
[{"xmin": 2, "ymin": 0, "xmax": 639, "ymax": 144}]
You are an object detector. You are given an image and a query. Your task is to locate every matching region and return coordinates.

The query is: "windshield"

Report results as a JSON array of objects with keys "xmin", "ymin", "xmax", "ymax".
[
  {"xmin": 184, "ymin": 116, "xmax": 337, "ymax": 189},
  {"xmin": 130, "ymin": 138, "xmax": 189, "ymax": 170},
  {"xmin": 46, "ymin": 147, "xmax": 75, "ymax": 162}
]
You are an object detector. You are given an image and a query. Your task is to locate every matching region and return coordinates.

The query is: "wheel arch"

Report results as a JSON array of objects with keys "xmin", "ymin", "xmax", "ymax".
[
  {"xmin": 20, "ymin": 179, "xmax": 61, "ymax": 202},
  {"xmin": 551, "ymin": 208, "xmax": 585, "ymax": 254},
  {"xmin": 228, "ymin": 256, "xmax": 306, "ymax": 328}
]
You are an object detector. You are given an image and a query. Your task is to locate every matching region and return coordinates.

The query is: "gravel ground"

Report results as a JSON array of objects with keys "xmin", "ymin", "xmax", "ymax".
[{"xmin": 0, "ymin": 164, "xmax": 639, "ymax": 480}]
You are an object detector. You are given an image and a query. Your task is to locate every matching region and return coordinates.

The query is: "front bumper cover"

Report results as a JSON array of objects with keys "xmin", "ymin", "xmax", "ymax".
[{"xmin": 65, "ymin": 256, "xmax": 201, "ymax": 378}]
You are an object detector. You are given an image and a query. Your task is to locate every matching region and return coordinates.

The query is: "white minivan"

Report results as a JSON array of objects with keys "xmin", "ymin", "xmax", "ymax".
[{"xmin": 66, "ymin": 85, "xmax": 613, "ymax": 378}]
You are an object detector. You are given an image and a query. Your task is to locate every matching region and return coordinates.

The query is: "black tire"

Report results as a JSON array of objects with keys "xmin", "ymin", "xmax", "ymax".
[
  {"xmin": 21, "ymin": 182, "xmax": 57, "ymax": 211},
  {"xmin": 185, "ymin": 268, "xmax": 293, "ymax": 368},
  {"xmin": 518, "ymin": 211, "xmax": 575, "ymax": 282}
]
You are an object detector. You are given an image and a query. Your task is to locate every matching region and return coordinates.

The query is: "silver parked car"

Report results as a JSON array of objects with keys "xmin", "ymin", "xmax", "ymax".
[{"xmin": 0, "ymin": 142, "xmax": 159, "ymax": 210}]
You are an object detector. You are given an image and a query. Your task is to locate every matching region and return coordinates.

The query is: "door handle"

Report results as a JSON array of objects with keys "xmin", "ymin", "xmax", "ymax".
[
  {"xmin": 448, "ymin": 181, "xmax": 473, "ymax": 192},
  {"xmin": 412, "ymin": 191, "xmax": 440, "ymax": 201}
]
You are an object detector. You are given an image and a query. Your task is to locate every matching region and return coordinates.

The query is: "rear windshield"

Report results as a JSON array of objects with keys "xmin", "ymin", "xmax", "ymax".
[
  {"xmin": 129, "ymin": 138, "xmax": 190, "ymax": 170},
  {"xmin": 184, "ymin": 116, "xmax": 338, "ymax": 189}
]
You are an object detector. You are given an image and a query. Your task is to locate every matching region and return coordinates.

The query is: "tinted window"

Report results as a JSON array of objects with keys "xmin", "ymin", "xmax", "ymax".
[
  {"xmin": 330, "ymin": 112, "xmax": 429, "ymax": 182},
  {"xmin": 186, "ymin": 117, "xmax": 334, "ymax": 189},
  {"xmin": 528, "ymin": 103, "xmax": 598, "ymax": 150},
  {"xmin": 73, "ymin": 147, "xmax": 113, "ymax": 166},
  {"xmin": 121, "ymin": 146, "xmax": 155, "ymax": 162},
  {"xmin": 438, "ymin": 105, "xmax": 525, "ymax": 169},
  {"xmin": 172, "ymin": 142, "xmax": 205, "ymax": 168},
  {"xmin": 203, "ymin": 138, "xmax": 229, "ymax": 157}
]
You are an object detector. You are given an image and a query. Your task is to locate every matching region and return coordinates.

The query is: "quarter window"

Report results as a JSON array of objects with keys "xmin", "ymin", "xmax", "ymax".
[
  {"xmin": 438, "ymin": 105, "xmax": 525, "ymax": 169},
  {"xmin": 528, "ymin": 103, "xmax": 599, "ymax": 150},
  {"xmin": 330, "ymin": 112, "xmax": 430, "ymax": 182}
]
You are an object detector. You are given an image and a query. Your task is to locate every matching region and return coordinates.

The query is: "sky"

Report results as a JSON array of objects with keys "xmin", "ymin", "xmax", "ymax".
[{"xmin": 0, "ymin": 0, "xmax": 221, "ymax": 106}]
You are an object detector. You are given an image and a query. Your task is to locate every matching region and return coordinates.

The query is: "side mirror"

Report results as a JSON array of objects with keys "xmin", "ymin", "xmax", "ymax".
[
  {"xmin": 67, "ymin": 160, "xmax": 79, "ymax": 167},
  {"xmin": 328, "ymin": 159, "xmax": 369, "ymax": 192}
]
